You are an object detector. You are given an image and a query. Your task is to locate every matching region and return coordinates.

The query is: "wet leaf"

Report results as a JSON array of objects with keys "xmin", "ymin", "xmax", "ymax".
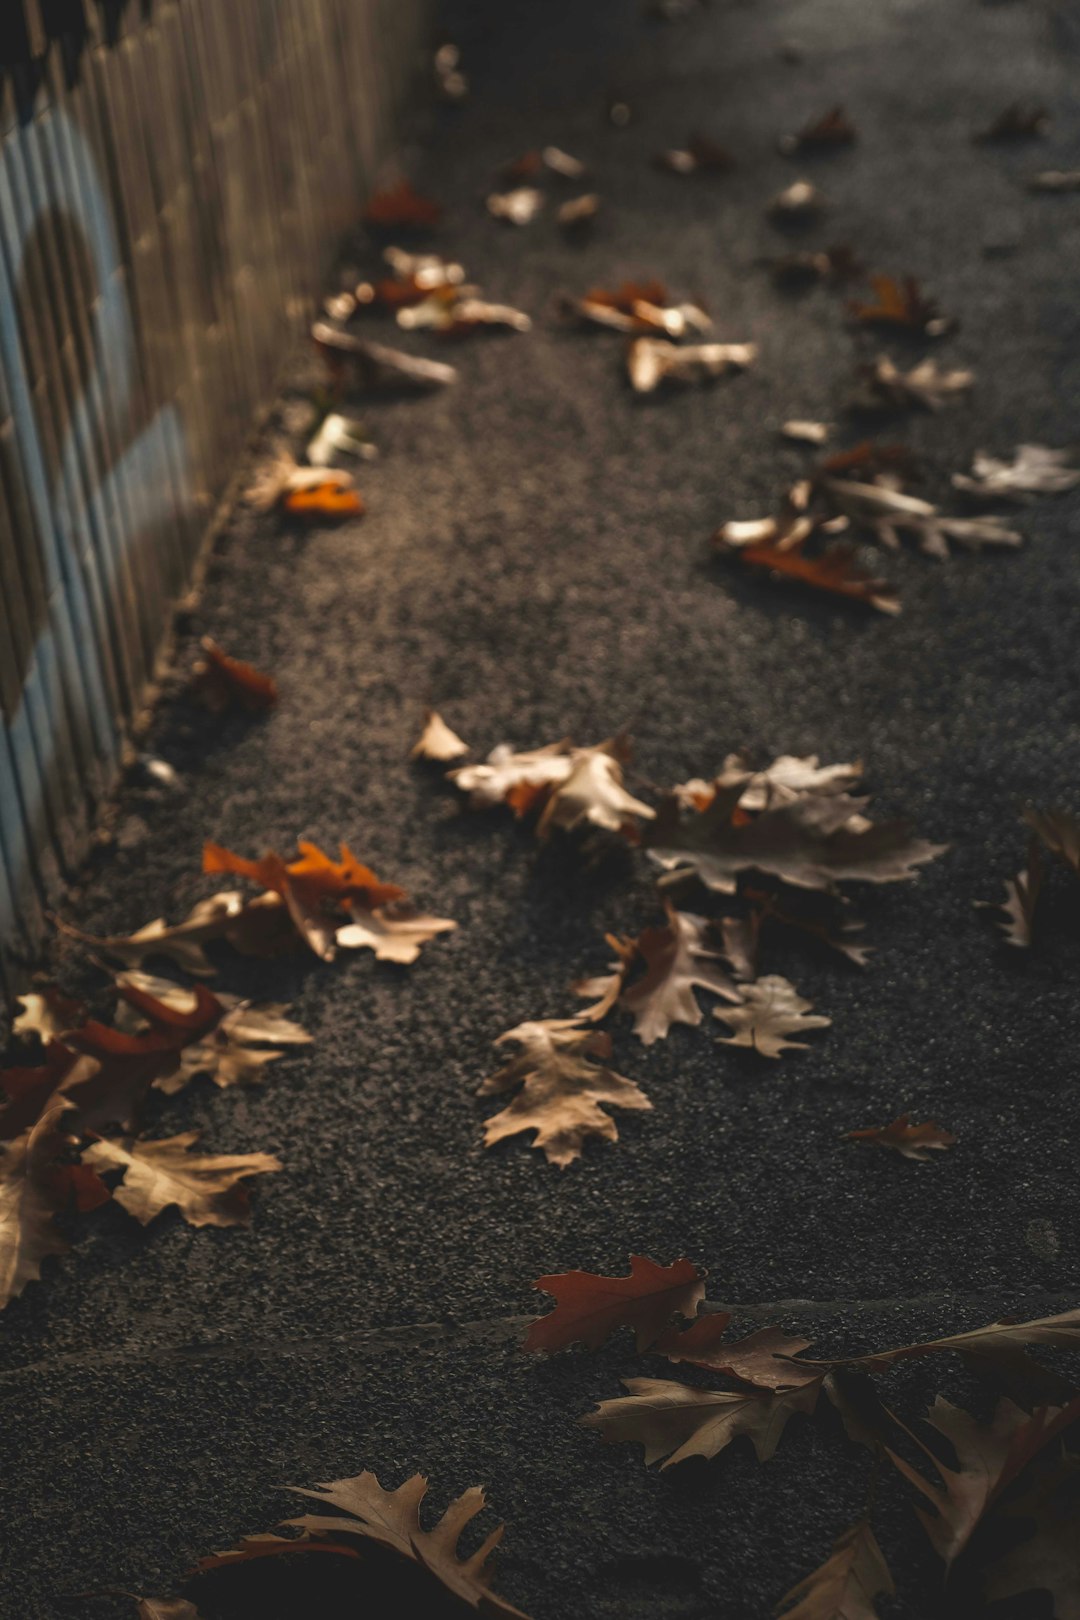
[
  {"xmin": 582, "ymin": 1375, "xmax": 821, "ymax": 1468},
  {"xmin": 845, "ymin": 1114, "xmax": 956, "ymax": 1162},
  {"xmin": 714, "ymin": 975, "xmax": 830, "ymax": 1058},
  {"xmin": 83, "ymin": 1131, "xmax": 282, "ymax": 1228},
  {"xmin": 523, "ymin": 1255, "xmax": 707, "ymax": 1353},
  {"xmin": 479, "ymin": 1020, "xmax": 651, "ymax": 1168}
]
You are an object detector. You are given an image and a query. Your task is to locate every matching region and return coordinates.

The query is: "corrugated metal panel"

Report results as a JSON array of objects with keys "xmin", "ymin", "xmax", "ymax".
[{"xmin": 0, "ymin": 0, "xmax": 432, "ymax": 997}]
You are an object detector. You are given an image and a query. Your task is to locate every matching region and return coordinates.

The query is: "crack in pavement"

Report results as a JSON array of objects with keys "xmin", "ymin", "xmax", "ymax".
[{"xmin": 3, "ymin": 1286, "xmax": 1076, "ymax": 1384}]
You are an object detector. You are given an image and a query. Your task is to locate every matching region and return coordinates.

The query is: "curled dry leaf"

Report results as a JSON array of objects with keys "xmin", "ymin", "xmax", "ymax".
[
  {"xmin": 12, "ymin": 986, "xmax": 85, "ymax": 1044},
  {"xmin": 775, "ymin": 1520, "xmax": 895, "ymax": 1620},
  {"xmin": 54, "ymin": 889, "xmax": 289, "ymax": 976},
  {"xmin": 244, "ymin": 452, "xmax": 358, "ymax": 514},
  {"xmin": 648, "ymin": 778, "xmax": 944, "ymax": 895},
  {"xmin": 810, "ymin": 1306, "xmax": 1080, "ymax": 1390},
  {"xmin": 336, "ymin": 903, "xmax": 457, "ymax": 965},
  {"xmin": 542, "ymin": 144, "xmax": 586, "ymax": 180},
  {"xmin": 283, "ymin": 481, "xmax": 365, "ymax": 520},
  {"xmin": 857, "ymin": 354, "xmax": 974, "ymax": 412},
  {"xmin": 479, "ymin": 1019, "xmax": 651, "ymax": 1168},
  {"xmin": 398, "ymin": 289, "xmax": 531, "ymax": 335},
  {"xmin": 582, "ymin": 1375, "xmax": 821, "ymax": 1468},
  {"xmin": 311, "ymin": 323, "xmax": 458, "ymax": 392},
  {"xmin": 83, "ymin": 1131, "xmax": 282, "ymax": 1228},
  {"xmin": 714, "ymin": 975, "xmax": 830, "ymax": 1058},
  {"xmin": 306, "ymin": 413, "xmax": 377, "ymax": 467},
  {"xmin": 845, "ymin": 1114, "xmax": 956, "ymax": 1162},
  {"xmin": 782, "ymin": 420, "xmax": 830, "ymax": 445},
  {"xmin": 886, "ymin": 1394, "xmax": 1080, "ymax": 1570},
  {"xmin": 284, "ymin": 1470, "xmax": 530, "ymax": 1618},
  {"xmin": 356, "ymin": 246, "xmax": 467, "ymax": 310},
  {"xmin": 953, "ymin": 444, "xmax": 1080, "ymax": 501},
  {"xmin": 363, "ymin": 179, "xmax": 441, "ymax": 229},
  {"xmin": 716, "ymin": 524, "xmax": 900, "ymax": 614},
  {"xmin": 982, "ymin": 1455, "xmax": 1080, "ymax": 1618},
  {"xmin": 115, "ymin": 973, "xmax": 313, "ymax": 1095},
  {"xmin": 978, "ymin": 839, "xmax": 1043, "ymax": 949},
  {"xmin": 558, "ymin": 281, "xmax": 710, "ymax": 337},
  {"xmin": 628, "ymin": 337, "xmax": 757, "ymax": 393},
  {"xmin": 523, "ymin": 1255, "xmax": 707, "ymax": 1354},
  {"xmin": 769, "ymin": 180, "xmax": 824, "ymax": 220},
  {"xmin": 578, "ymin": 900, "xmax": 741, "ymax": 1045},
  {"xmin": 193, "ymin": 637, "xmax": 277, "ymax": 711},
  {"xmin": 451, "ymin": 736, "xmax": 654, "ymax": 840},
  {"xmin": 653, "ymin": 1318, "xmax": 819, "ymax": 1390},
  {"xmin": 487, "ymin": 187, "xmax": 543, "ymax": 225},
  {"xmin": 1024, "ymin": 805, "xmax": 1080, "ymax": 876},
  {"xmin": 557, "ymin": 193, "xmax": 600, "ymax": 230},
  {"xmin": 0, "ymin": 1109, "xmax": 82, "ymax": 1308},
  {"xmin": 822, "ymin": 478, "xmax": 1022, "ymax": 558},
  {"xmin": 849, "ymin": 273, "xmax": 952, "ymax": 337},
  {"xmin": 411, "ymin": 708, "xmax": 469, "ymax": 761},
  {"xmin": 779, "ymin": 106, "xmax": 857, "ymax": 156}
]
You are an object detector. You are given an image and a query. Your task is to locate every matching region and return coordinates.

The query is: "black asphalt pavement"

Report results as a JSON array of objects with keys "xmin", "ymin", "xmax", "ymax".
[{"xmin": 4, "ymin": 1, "xmax": 1080, "ymax": 1615}]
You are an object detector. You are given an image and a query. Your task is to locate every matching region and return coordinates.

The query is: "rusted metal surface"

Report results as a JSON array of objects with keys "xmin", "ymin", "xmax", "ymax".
[{"xmin": 0, "ymin": 0, "xmax": 430, "ymax": 994}]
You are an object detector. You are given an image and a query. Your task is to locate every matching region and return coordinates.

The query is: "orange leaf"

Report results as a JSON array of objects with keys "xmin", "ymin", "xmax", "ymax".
[
  {"xmin": 524, "ymin": 1254, "xmax": 706, "ymax": 1354},
  {"xmin": 846, "ymin": 1113, "xmax": 956, "ymax": 1161},
  {"xmin": 283, "ymin": 482, "xmax": 364, "ymax": 519}
]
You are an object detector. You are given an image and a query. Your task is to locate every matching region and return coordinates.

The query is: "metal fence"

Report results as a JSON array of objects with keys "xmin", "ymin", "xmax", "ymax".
[{"xmin": 0, "ymin": 0, "xmax": 430, "ymax": 996}]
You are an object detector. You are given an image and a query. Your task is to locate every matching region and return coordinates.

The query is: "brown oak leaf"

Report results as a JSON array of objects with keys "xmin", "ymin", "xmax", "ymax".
[
  {"xmin": 978, "ymin": 836, "xmax": 1043, "ymax": 948},
  {"xmin": 714, "ymin": 975, "xmax": 830, "ymax": 1058},
  {"xmin": 582, "ymin": 1375, "xmax": 821, "ymax": 1468},
  {"xmin": 523, "ymin": 1255, "xmax": 707, "ymax": 1354},
  {"xmin": 115, "ymin": 974, "xmax": 313, "ymax": 1094},
  {"xmin": 775, "ymin": 1520, "xmax": 895, "ymax": 1619},
  {"xmin": 846, "ymin": 1114, "xmax": 956, "ymax": 1161},
  {"xmin": 1024, "ymin": 805, "xmax": 1080, "ymax": 876},
  {"xmin": 284, "ymin": 1470, "xmax": 529, "ymax": 1617},
  {"xmin": 653, "ymin": 1318, "xmax": 819, "ymax": 1390},
  {"xmin": 0, "ymin": 1109, "xmax": 105, "ymax": 1308},
  {"xmin": 53, "ymin": 891, "xmax": 266, "ymax": 977},
  {"xmin": 577, "ymin": 901, "xmax": 740, "ymax": 1044},
  {"xmin": 411, "ymin": 709, "xmax": 469, "ymax": 761},
  {"xmin": 849, "ymin": 273, "xmax": 951, "ymax": 337},
  {"xmin": 857, "ymin": 355, "xmax": 974, "ymax": 412},
  {"xmin": 83, "ymin": 1131, "xmax": 282, "ymax": 1227},
  {"xmin": 627, "ymin": 337, "xmax": 757, "ymax": 393},
  {"xmin": 63, "ymin": 983, "xmax": 227, "ymax": 1130},
  {"xmin": 479, "ymin": 1020, "xmax": 651, "ymax": 1168}
]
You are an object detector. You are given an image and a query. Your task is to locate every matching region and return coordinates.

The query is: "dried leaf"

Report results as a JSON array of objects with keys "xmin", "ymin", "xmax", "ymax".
[
  {"xmin": 779, "ymin": 106, "xmax": 857, "ymax": 155},
  {"xmin": 953, "ymin": 444, "xmax": 1080, "ymax": 500},
  {"xmin": 858, "ymin": 354, "xmax": 974, "ymax": 412},
  {"xmin": 193, "ymin": 637, "xmax": 277, "ymax": 711},
  {"xmin": 982, "ymin": 1454, "xmax": 1080, "ymax": 1619},
  {"xmin": 534, "ymin": 743, "xmax": 655, "ymax": 839},
  {"xmin": 849, "ymin": 273, "xmax": 951, "ymax": 337},
  {"xmin": 557, "ymin": 193, "xmax": 600, "ymax": 230},
  {"xmin": 822, "ymin": 478, "xmax": 1022, "ymax": 558},
  {"xmin": 815, "ymin": 1307, "xmax": 1080, "ymax": 1396},
  {"xmin": 1025, "ymin": 806, "xmax": 1080, "ymax": 876},
  {"xmin": 782, "ymin": 420, "xmax": 830, "ymax": 445},
  {"xmin": 648, "ymin": 783, "xmax": 944, "ymax": 895},
  {"xmin": 63, "ymin": 983, "xmax": 227, "ymax": 1130},
  {"xmin": 135, "ymin": 1601, "xmax": 205, "ymax": 1620},
  {"xmin": 244, "ymin": 452, "xmax": 357, "ymax": 513},
  {"xmin": 845, "ymin": 1114, "xmax": 956, "ymax": 1162},
  {"xmin": 480, "ymin": 1020, "xmax": 651, "ymax": 1168},
  {"xmin": 411, "ymin": 709, "xmax": 469, "ymax": 761},
  {"xmin": 0, "ymin": 1042, "xmax": 92, "ymax": 1140},
  {"xmin": 285, "ymin": 1470, "xmax": 529, "ymax": 1617},
  {"xmin": 723, "ymin": 531, "xmax": 900, "ymax": 615},
  {"xmin": 542, "ymin": 145, "xmax": 587, "ymax": 180},
  {"xmin": 336, "ymin": 902, "xmax": 457, "ymax": 965},
  {"xmin": 306, "ymin": 413, "xmax": 377, "ymax": 467},
  {"xmin": 114, "ymin": 975, "xmax": 313, "ymax": 1095},
  {"xmin": 654, "ymin": 1319, "xmax": 819, "ymax": 1390},
  {"xmin": 487, "ymin": 187, "xmax": 543, "ymax": 225},
  {"xmin": 397, "ymin": 289, "xmax": 531, "ymax": 335},
  {"xmin": 559, "ymin": 282, "xmax": 710, "ymax": 337},
  {"xmin": 582, "ymin": 1375, "xmax": 821, "ymax": 1468},
  {"xmin": 12, "ymin": 986, "xmax": 85, "ymax": 1044},
  {"xmin": 628, "ymin": 337, "xmax": 757, "ymax": 392},
  {"xmin": 53, "ymin": 891, "xmax": 263, "ymax": 977},
  {"xmin": 714, "ymin": 753, "xmax": 864, "ymax": 811},
  {"xmin": 775, "ymin": 1520, "xmax": 895, "ymax": 1619},
  {"xmin": 451, "ymin": 740, "xmax": 575, "ymax": 811},
  {"xmin": 0, "ymin": 1110, "xmax": 78, "ymax": 1308},
  {"xmin": 283, "ymin": 481, "xmax": 365, "ymax": 520},
  {"xmin": 714, "ymin": 975, "xmax": 830, "ymax": 1058},
  {"xmin": 312, "ymin": 323, "xmax": 458, "ymax": 392},
  {"xmin": 766, "ymin": 245, "xmax": 863, "ymax": 286},
  {"xmin": 83, "ymin": 1131, "xmax": 282, "ymax": 1228},
  {"xmin": 770, "ymin": 180, "xmax": 824, "ymax": 219},
  {"xmin": 523, "ymin": 1255, "xmax": 707, "ymax": 1354},
  {"xmin": 656, "ymin": 133, "xmax": 733, "ymax": 175},
  {"xmin": 887, "ymin": 1394, "xmax": 1080, "ymax": 1568},
  {"xmin": 571, "ymin": 934, "xmax": 640, "ymax": 1021},
  {"xmin": 978, "ymin": 837, "xmax": 1044, "ymax": 948},
  {"xmin": 364, "ymin": 180, "xmax": 441, "ymax": 229},
  {"xmin": 612, "ymin": 900, "xmax": 741, "ymax": 1044}
]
